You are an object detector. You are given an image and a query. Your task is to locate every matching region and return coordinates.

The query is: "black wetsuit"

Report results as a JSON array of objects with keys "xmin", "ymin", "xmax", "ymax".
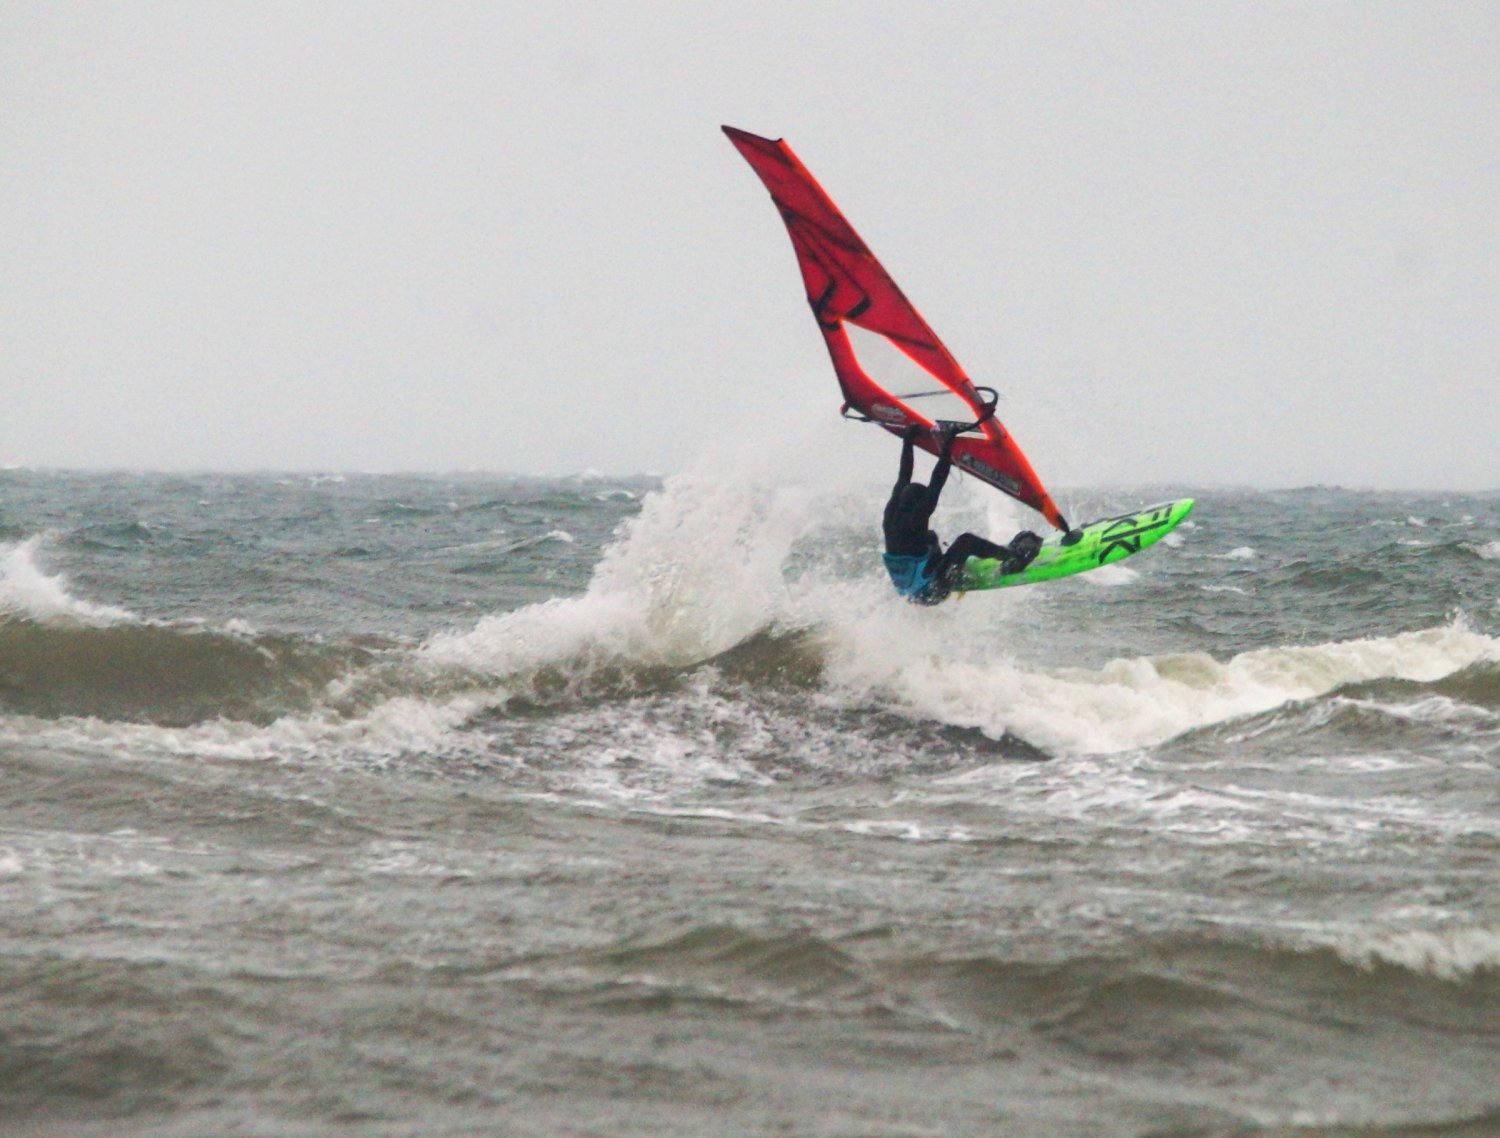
[{"xmin": 882, "ymin": 430, "xmax": 1013, "ymax": 604}]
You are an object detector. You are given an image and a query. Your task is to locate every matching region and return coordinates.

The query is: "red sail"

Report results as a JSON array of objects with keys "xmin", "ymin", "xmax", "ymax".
[{"xmin": 724, "ymin": 126, "xmax": 1067, "ymax": 532}]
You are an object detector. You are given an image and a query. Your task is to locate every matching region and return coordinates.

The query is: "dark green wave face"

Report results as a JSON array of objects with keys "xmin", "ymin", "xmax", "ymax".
[{"xmin": 2, "ymin": 472, "xmax": 1498, "ymax": 1137}]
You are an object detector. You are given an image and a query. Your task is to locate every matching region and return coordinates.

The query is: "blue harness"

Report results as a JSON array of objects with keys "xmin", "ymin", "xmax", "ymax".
[{"xmin": 882, "ymin": 552, "xmax": 939, "ymax": 599}]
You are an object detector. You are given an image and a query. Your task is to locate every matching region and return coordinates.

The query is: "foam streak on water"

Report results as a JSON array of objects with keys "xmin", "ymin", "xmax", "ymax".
[{"xmin": 1, "ymin": 469, "xmax": 1498, "ymax": 1137}]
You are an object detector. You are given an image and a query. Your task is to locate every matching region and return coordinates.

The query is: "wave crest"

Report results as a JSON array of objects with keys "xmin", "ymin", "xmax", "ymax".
[{"xmin": 0, "ymin": 539, "xmax": 135, "ymax": 626}]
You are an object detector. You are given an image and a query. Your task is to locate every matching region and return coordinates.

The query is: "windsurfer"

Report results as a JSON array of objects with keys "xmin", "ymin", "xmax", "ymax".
[{"xmin": 882, "ymin": 424, "xmax": 1042, "ymax": 604}]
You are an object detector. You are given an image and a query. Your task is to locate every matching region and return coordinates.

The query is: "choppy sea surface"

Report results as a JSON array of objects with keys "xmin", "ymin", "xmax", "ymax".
[{"xmin": 2, "ymin": 464, "xmax": 1498, "ymax": 1137}]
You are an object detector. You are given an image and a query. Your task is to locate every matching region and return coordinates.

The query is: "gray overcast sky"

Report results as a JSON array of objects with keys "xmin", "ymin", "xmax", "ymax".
[{"xmin": 3, "ymin": 2, "xmax": 1497, "ymax": 487}]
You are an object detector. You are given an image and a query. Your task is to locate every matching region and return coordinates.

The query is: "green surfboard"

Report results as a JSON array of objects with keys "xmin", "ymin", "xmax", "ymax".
[{"xmin": 959, "ymin": 499, "xmax": 1195, "ymax": 591}]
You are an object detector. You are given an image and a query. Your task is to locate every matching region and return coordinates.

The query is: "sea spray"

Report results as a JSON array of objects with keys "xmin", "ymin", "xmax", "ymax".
[
  {"xmin": 0, "ymin": 538, "xmax": 136, "ymax": 626},
  {"xmin": 424, "ymin": 454, "xmax": 834, "ymax": 675}
]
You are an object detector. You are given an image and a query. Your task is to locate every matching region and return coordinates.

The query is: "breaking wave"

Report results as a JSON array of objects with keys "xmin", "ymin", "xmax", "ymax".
[
  {"xmin": 0, "ymin": 538, "xmax": 136, "ymax": 626},
  {"xmin": 4, "ymin": 469, "xmax": 1499, "ymax": 774},
  {"xmin": 1, "ymin": 538, "xmax": 370, "ymax": 726}
]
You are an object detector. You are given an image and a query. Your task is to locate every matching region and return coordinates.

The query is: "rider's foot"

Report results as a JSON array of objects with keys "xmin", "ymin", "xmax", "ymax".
[{"xmin": 1005, "ymin": 530, "xmax": 1042, "ymax": 572}]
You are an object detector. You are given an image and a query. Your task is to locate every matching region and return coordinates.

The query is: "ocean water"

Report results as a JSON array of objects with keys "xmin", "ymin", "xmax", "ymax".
[{"xmin": 1, "ymin": 463, "xmax": 1498, "ymax": 1137}]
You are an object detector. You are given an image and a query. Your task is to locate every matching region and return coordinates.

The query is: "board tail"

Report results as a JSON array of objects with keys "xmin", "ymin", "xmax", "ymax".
[{"xmin": 724, "ymin": 125, "xmax": 1068, "ymax": 532}]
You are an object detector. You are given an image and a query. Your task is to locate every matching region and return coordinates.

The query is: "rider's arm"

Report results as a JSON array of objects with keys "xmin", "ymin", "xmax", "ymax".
[
  {"xmin": 926, "ymin": 428, "xmax": 956, "ymax": 509},
  {"xmin": 895, "ymin": 424, "xmax": 918, "ymax": 490}
]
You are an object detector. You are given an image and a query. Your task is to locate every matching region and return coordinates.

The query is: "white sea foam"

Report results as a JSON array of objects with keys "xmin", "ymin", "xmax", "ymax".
[
  {"xmin": 361, "ymin": 841, "xmax": 474, "ymax": 878},
  {"xmin": 1307, "ymin": 924, "xmax": 1500, "ymax": 981},
  {"xmin": 0, "ymin": 538, "xmax": 136, "ymax": 626},
  {"xmin": 820, "ymin": 615, "xmax": 1500, "ymax": 755},
  {"xmin": 0, "ymin": 687, "xmax": 492, "ymax": 771},
  {"xmin": 1081, "ymin": 564, "xmax": 1138, "ymax": 587},
  {"xmin": 839, "ymin": 819, "xmax": 977, "ymax": 842},
  {"xmin": 485, "ymin": 530, "xmax": 576, "ymax": 554},
  {"xmin": 930, "ymin": 751, "xmax": 1272, "ymax": 842},
  {"xmin": 1473, "ymin": 541, "xmax": 1500, "ymax": 561}
]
